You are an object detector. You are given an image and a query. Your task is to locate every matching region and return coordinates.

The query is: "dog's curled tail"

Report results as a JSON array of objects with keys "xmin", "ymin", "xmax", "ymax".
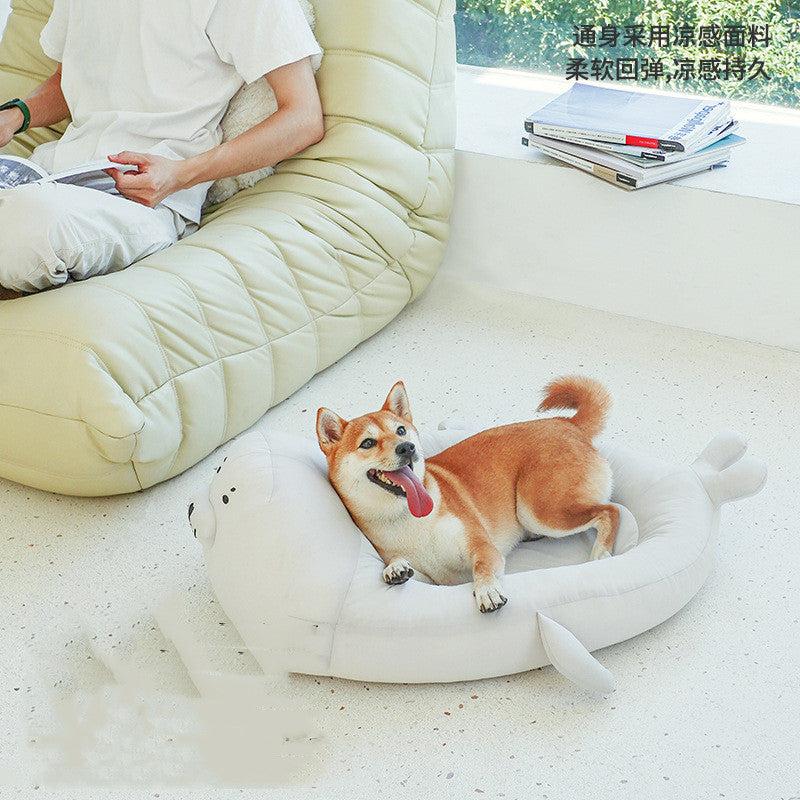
[{"xmin": 537, "ymin": 375, "xmax": 612, "ymax": 440}]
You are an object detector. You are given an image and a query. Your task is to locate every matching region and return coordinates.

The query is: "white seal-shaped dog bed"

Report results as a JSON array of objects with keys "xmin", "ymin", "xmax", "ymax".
[{"xmin": 188, "ymin": 425, "xmax": 765, "ymax": 693}]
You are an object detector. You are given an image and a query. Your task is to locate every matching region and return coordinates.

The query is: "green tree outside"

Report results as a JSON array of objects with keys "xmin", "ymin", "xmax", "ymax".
[{"xmin": 456, "ymin": 0, "xmax": 800, "ymax": 107}]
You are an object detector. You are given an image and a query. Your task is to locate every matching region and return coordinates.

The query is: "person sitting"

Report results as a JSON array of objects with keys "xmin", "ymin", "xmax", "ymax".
[{"xmin": 0, "ymin": 0, "xmax": 324, "ymax": 297}]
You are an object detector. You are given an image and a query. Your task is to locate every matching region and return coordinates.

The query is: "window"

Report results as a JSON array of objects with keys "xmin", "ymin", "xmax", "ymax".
[{"xmin": 455, "ymin": 0, "xmax": 800, "ymax": 108}]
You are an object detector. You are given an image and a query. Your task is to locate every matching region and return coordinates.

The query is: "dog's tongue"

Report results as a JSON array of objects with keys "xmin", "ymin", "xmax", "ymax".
[{"xmin": 385, "ymin": 466, "xmax": 433, "ymax": 518}]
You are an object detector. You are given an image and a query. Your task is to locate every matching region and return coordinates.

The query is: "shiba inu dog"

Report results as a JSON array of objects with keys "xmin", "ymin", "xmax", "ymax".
[{"xmin": 316, "ymin": 376, "xmax": 618, "ymax": 613}]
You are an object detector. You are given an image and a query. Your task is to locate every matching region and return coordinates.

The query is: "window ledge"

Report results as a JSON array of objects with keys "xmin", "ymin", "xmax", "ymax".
[
  {"xmin": 456, "ymin": 64, "xmax": 800, "ymax": 206},
  {"xmin": 442, "ymin": 65, "xmax": 800, "ymax": 352}
]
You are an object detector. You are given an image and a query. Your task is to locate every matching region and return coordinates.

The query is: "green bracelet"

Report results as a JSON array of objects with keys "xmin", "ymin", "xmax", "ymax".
[{"xmin": 0, "ymin": 98, "xmax": 31, "ymax": 134}]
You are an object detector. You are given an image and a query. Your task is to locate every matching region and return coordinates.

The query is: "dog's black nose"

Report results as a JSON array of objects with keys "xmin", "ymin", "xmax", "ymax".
[{"xmin": 395, "ymin": 442, "xmax": 415, "ymax": 458}]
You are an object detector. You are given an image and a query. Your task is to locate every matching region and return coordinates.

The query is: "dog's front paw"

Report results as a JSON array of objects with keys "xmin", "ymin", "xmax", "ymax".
[
  {"xmin": 473, "ymin": 583, "xmax": 508, "ymax": 613},
  {"xmin": 383, "ymin": 559, "xmax": 415, "ymax": 585}
]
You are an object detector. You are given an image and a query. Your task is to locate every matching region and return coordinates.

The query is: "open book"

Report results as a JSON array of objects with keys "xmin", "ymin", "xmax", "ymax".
[{"xmin": 0, "ymin": 155, "xmax": 137, "ymax": 191}]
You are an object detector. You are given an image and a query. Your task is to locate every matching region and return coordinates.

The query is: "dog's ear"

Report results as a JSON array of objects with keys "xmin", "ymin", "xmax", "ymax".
[
  {"xmin": 382, "ymin": 381, "xmax": 412, "ymax": 422},
  {"xmin": 317, "ymin": 407, "xmax": 346, "ymax": 454}
]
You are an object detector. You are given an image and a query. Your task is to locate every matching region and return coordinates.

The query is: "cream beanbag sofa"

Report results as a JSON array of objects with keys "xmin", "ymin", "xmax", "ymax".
[
  {"xmin": 189, "ymin": 425, "xmax": 766, "ymax": 692},
  {"xmin": 0, "ymin": 0, "xmax": 455, "ymax": 495}
]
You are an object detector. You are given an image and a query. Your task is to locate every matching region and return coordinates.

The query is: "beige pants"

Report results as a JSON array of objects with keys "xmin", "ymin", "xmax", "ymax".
[{"xmin": 0, "ymin": 182, "xmax": 192, "ymax": 293}]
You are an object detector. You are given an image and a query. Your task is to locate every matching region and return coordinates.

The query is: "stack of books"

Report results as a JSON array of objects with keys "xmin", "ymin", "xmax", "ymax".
[{"xmin": 522, "ymin": 83, "xmax": 744, "ymax": 190}]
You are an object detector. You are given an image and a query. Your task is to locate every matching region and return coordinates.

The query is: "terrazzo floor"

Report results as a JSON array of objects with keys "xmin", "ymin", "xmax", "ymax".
[{"xmin": 2, "ymin": 273, "xmax": 798, "ymax": 799}]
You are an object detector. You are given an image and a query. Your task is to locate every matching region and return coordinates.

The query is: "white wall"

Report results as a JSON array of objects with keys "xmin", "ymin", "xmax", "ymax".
[{"xmin": 440, "ymin": 150, "xmax": 800, "ymax": 352}]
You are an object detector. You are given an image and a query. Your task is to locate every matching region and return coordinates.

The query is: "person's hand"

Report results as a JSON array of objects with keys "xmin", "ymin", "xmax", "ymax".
[
  {"xmin": 104, "ymin": 151, "xmax": 187, "ymax": 208},
  {"xmin": 0, "ymin": 108, "xmax": 25, "ymax": 148}
]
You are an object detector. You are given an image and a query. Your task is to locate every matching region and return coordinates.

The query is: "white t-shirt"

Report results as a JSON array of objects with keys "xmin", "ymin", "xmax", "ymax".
[{"xmin": 31, "ymin": 0, "xmax": 321, "ymax": 223}]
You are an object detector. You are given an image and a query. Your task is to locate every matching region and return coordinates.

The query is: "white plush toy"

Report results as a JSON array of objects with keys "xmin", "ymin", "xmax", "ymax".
[
  {"xmin": 189, "ymin": 427, "xmax": 766, "ymax": 693},
  {"xmin": 204, "ymin": 0, "xmax": 323, "ymax": 208}
]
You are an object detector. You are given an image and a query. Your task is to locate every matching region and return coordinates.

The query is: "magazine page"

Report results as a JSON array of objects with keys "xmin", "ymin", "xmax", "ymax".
[
  {"xmin": 0, "ymin": 155, "xmax": 49, "ymax": 189},
  {"xmin": 0, "ymin": 156, "xmax": 137, "ymax": 191},
  {"xmin": 43, "ymin": 157, "xmax": 138, "ymax": 184}
]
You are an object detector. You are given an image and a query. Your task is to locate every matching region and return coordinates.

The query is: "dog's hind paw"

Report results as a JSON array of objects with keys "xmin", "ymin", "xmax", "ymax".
[
  {"xmin": 589, "ymin": 541, "xmax": 612, "ymax": 560},
  {"xmin": 473, "ymin": 583, "xmax": 508, "ymax": 613},
  {"xmin": 383, "ymin": 559, "xmax": 414, "ymax": 585}
]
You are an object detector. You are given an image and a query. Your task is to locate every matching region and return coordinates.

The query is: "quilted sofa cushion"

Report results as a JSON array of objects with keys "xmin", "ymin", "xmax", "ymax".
[{"xmin": 0, "ymin": 0, "xmax": 455, "ymax": 495}]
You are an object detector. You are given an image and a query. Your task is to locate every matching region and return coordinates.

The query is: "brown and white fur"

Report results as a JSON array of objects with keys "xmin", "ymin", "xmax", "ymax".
[{"xmin": 316, "ymin": 376, "xmax": 618, "ymax": 613}]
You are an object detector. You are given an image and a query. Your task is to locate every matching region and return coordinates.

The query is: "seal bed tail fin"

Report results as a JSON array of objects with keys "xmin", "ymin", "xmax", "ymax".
[{"xmin": 537, "ymin": 376, "xmax": 612, "ymax": 440}]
